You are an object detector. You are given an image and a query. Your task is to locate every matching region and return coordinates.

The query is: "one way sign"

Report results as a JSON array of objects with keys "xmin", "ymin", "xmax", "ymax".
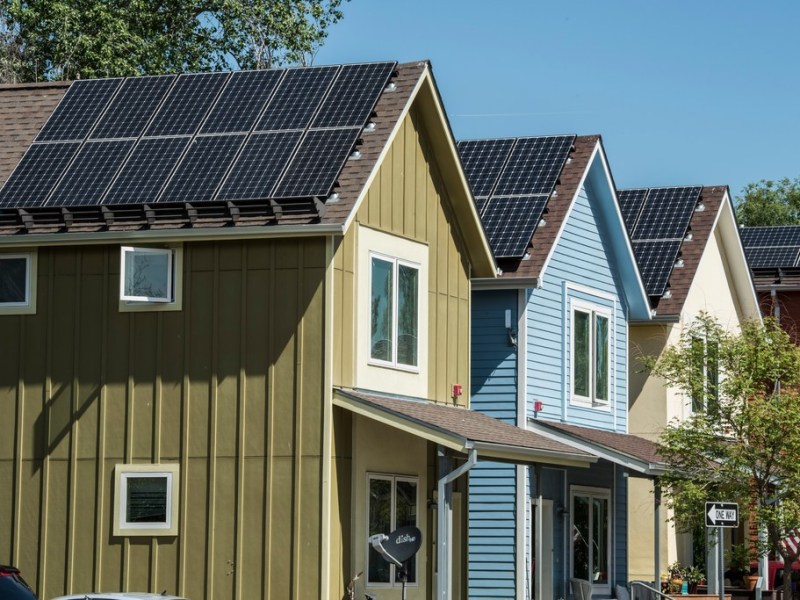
[{"xmin": 705, "ymin": 502, "xmax": 739, "ymax": 528}]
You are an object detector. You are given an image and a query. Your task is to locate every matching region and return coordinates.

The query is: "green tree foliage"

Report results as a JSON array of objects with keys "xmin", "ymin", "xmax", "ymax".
[
  {"xmin": 736, "ymin": 178, "xmax": 800, "ymax": 227},
  {"xmin": 0, "ymin": 0, "xmax": 347, "ymax": 82},
  {"xmin": 648, "ymin": 314, "xmax": 800, "ymax": 599}
]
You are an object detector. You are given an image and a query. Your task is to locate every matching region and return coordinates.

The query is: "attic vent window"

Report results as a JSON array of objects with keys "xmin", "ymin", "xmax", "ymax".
[{"xmin": 120, "ymin": 246, "xmax": 175, "ymax": 303}]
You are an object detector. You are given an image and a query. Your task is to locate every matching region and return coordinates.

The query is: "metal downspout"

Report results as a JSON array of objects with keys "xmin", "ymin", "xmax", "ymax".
[
  {"xmin": 437, "ymin": 445, "xmax": 478, "ymax": 600},
  {"xmin": 654, "ymin": 478, "xmax": 662, "ymax": 586}
]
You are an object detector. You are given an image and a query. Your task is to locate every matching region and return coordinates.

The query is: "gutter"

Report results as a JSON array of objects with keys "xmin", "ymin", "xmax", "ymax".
[
  {"xmin": 631, "ymin": 313, "xmax": 680, "ymax": 325},
  {"xmin": 471, "ymin": 276, "xmax": 538, "ymax": 290}
]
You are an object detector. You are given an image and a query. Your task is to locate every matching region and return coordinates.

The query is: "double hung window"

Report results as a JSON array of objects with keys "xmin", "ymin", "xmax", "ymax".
[
  {"xmin": 370, "ymin": 254, "xmax": 419, "ymax": 369},
  {"xmin": 571, "ymin": 486, "xmax": 611, "ymax": 591},
  {"xmin": 367, "ymin": 474, "xmax": 418, "ymax": 585},
  {"xmin": 572, "ymin": 304, "xmax": 610, "ymax": 405},
  {"xmin": 691, "ymin": 336, "xmax": 719, "ymax": 414}
]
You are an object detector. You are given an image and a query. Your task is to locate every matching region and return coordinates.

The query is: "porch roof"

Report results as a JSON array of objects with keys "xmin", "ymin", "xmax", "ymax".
[
  {"xmin": 333, "ymin": 388, "xmax": 596, "ymax": 468},
  {"xmin": 526, "ymin": 419, "xmax": 668, "ymax": 476}
]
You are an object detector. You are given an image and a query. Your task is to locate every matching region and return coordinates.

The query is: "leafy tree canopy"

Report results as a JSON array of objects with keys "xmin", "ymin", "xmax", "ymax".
[
  {"xmin": 648, "ymin": 314, "xmax": 800, "ymax": 598},
  {"xmin": 735, "ymin": 177, "xmax": 800, "ymax": 227},
  {"xmin": 0, "ymin": 0, "xmax": 347, "ymax": 82}
]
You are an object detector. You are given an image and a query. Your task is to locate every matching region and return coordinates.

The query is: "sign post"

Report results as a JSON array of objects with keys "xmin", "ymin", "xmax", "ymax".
[{"xmin": 705, "ymin": 502, "xmax": 739, "ymax": 600}]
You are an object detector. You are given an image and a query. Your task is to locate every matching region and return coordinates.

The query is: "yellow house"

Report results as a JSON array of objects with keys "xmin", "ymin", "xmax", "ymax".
[{"xmin": 0, "ymin": 61, "xmax": 592, "ymax": 600}]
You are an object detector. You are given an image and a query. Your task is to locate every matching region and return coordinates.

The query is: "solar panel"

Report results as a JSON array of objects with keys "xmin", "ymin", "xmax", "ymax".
[
  {"xmin": 312, "ymin": 62, "xmax": 395, "ymax": 128},
  {"xmin": 37, "ymin": 78, "xmax": 122, "ymax": 142},
  {"xmin": 492, "ymin": 135, "xmax": 574, "ymax": 196},
  {"xmin": 272, "ymin": 127, "xmax": 360, "ymax": 198},
  {"xmin": 255, "ymin": 66, "xmax": 338, "ymax": 131},
  {"xmin": 632, "ymin": 240, "xmax": 682, "ymax": 296},
  {"xmin": 159, "ymin": 134, "xmax": 245, "ymax": 203},
  {"xmin": 145, "ymin": 72, "xmax": 230, "ymax": 137},
  {"xmin": 217, "ymin": 131, "xmax": 303, "ymax": 201},
  {"xmin": 617, "ymin": 188, "xmax": 648, "ymax": 235},
  {"xmin": 633, "ymin": 186, "xmax": 701, "ymax": 240},
  {"xmin": 457, "ymin": 138, "xmax": 515, "ymax": 200},
  {"xmin": 0, "ymin": 142, "xmax": 81, "ymax": 207},
  {"xmin": 90, "ymin": 75, "xmax": 176, "ymax": 139},
  {"xmin": 200, "ymin": 69, "xmax": 284, "ymax": 134},
  {"xmin": 740, "ymin": 226, "xmax": 800, "ymax": 249},
  {"xmin": 481, "ymin": 195, "xmax": 547, "ymax": 258},
  {"xmin": 47, "ymin": 140, "xmax": 135, "ymax": 206},
  {"xmin": 103, "ymin": 137, "xmax": 190, "ymax": 204},
  {"xmin": 745, "ymin": 246, "xmax": 800, "ymax": 269}
]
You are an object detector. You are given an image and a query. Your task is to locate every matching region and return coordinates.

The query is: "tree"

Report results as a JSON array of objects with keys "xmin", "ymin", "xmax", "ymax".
[
  {"xmin": 0, "ymin": 0, "xmax": 347, "ymax": 82},
  {"xmin": 648, "ymin": 314, "xmax": 800, "ymax": 600},
  {"xmin": 736, "ymin": 178, "xmax": 800, "ymax": 227}
]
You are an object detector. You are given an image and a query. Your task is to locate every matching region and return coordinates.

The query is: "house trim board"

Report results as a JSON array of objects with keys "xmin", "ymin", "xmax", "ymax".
[
  {"xmin": 516, "ymin": 288, "xmax": 527, "ymax": 599},
  {"xmin": 321, "ymin": 235, "xmax": 335, "ymax": 599}
]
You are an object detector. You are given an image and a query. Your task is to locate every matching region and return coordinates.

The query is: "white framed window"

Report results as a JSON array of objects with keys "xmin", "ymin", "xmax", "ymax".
[
  {"xmin": 0, "ymin": 251, "xmax": 36, "ymax": 314},
  {"xmin": 571, "ymin": 302, "xmax": 611, "ymax": 407},
  {"xmin": 571, "ymin": 486, "xmax": 611, "ymax": 594},
  {"xmin": 114, "ymin": 463, "xmax": 179, "ymax": 537},
  {"xmin": 366, "ymin": 474, "xmax": 418, "ymax": 587},
  {"xmin": 369, "ymin": 253, "xmax": 419, "ymax": 369},
  {"xmin": 119, "ymin": 245, "xmax": 183, "ymax": 312},
  {"xmin": 691, "ymin": 336, "xmax": 719, "ymax": 415}
]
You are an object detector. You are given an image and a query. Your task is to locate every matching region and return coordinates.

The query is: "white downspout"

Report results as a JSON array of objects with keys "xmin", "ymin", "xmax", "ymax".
[{"xmin": 437, "ymin": 445, "xmax": 478, "ymax": 600}]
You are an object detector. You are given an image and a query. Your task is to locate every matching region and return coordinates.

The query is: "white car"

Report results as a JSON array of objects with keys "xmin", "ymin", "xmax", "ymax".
[{"xmin": 52, "ymin": 594, "xmax": 187, "ymax": 600}]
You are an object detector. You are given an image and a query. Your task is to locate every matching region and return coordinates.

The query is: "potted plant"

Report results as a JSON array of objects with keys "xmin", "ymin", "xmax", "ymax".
[
  {"xmin": 668, "ymin": 561, "xmax": 685, "ymax": 594},
  {"xmin": 684, "ymin": 565, "xmax": 706, "ymax": 594},
  {"xmin": 725, "ymin": 544, "xmax": 756, "ymax": 589}
]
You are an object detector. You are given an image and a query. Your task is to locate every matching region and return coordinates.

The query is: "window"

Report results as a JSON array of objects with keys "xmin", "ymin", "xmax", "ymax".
[
  {"xmin": 370, "ymin": 254, "xmax": 419, "ymax": 368},
  {"xmin": 691, "ymin": 336, "xmax": 719, "ymax": 415},
  {"xmin": 119, "ymin": 246, "xmax": 182, "ymax": 311},
  {"xmin": 571, "ymin": 486, "xmax": 611, "ymax": 592},
  {"xmin": 367, "ymin": 474, "xmax": 418, "ymax": 586},
  {"xmin": 114, "ymin": 464, "xmax": 179, "ymax": 536},
  {"xmin": 0, "ymin": 252, "xmax": 36, "ymax": 313},
  {"xmin": 572, "ymin": 305, "xmax": 610, "ymax": 405}
]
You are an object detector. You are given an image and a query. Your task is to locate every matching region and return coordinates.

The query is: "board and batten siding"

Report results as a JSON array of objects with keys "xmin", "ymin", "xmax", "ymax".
[
  {"xmin": 468, "ymin": 290, "xmax": 519, "ymax": 598},
  {"xmin": 527, "ymin": 182, "xmax": 629, "ymax": 432},
  {"xmin": 0, "ymin": 238, "xmax": 327, "ymax": 600},
  {"xmin": 332, "ymin": 105, "xmax": 472, "ymax": 405}
]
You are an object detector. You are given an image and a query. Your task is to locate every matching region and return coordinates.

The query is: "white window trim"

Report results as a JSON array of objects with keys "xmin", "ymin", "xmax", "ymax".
[
  {"xmin": 365, "ymin": 472, "xmax": 420, "ymax": 589},
  {"xmin": 113, "ymin": 463, "xmax": 179, "ymax": 537},
  {"xmin": 0, "ymin": 251, "xmax": 37, "ymax": 314},
  {"xmin": 570, "ymin": 485, "xmax": 612, "ymax": 595},
  {"xmin": 688, "ymin": 334, "xmax": 720, "ymax": 418},
  {"xmin": 570, "ymin": 299, "xmax": 612, "ymax": 409},
  {"xmin": 119, "ymin": 245, "xmax": 183, "ymax": 312},
  {"xmin": 368, "ymin": 251, "xmax": 421, "ymax": 372}
]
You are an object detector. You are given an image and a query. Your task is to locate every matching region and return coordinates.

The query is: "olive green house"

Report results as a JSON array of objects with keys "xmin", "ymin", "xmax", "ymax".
[{"xmin": 0, "ymin": 62, "xmax": 591, "ymax": 600}]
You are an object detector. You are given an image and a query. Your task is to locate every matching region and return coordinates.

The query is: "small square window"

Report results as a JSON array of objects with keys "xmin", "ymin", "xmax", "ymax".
[
  {"xmin": 0, "ymin": 252, "xmax": 36, "ymax": 314},
  {"xmin": 119, "ymin": 246, "xmax": 182, "ymax": 311},
  {"xmin": 114, "ymin": 464, "xmax": 179, "ymax": 537}
]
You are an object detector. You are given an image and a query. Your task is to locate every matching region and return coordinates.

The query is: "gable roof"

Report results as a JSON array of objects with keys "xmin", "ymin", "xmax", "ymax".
[
  {"xmin": 0, "ymin": 61, "xmax": 496, "ymax": 275},
  {"xmin": 621, "ymin": 185, "xmax": 759, "ymax": 320}
]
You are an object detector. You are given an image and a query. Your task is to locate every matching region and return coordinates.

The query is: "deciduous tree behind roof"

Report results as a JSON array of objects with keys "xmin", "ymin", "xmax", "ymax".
[
  {"xmin": 0, "ymin": 0, "xmax": 347, "ymax": 82},
  {"xmin": 736, "ymin": 178, "xmax": 800, "ymax": 226}
]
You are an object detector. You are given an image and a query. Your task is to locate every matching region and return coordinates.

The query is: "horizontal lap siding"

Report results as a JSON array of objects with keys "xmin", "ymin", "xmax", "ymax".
[
  {"xmin": 469, "ymin": 290, "xmax": 518, "ymax": 597},
  {"xmin": 0, "ymin": 239, "xmax": 327, "ymax": 600}
]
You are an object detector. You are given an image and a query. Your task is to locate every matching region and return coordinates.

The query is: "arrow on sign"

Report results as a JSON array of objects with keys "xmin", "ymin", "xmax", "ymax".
[{"xmin": 705, "ymin": 502, "xmax": 739, "ymax": 527}]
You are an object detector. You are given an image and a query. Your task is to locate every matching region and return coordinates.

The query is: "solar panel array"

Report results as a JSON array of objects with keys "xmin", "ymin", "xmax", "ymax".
[
  {"xmin": 0, "ymin": 61, "xmax": 397, "ymax": 210},
  {"xmin": 741, "ymin": 226, "xmax": 800, "ymax": 269},
  {"xmin": 619, "ymin": 186, "xmax": 703, "ymax": 297},
  {"xmin": 457, "ymin": 135, "xmax": 575, "ymax": 258}
]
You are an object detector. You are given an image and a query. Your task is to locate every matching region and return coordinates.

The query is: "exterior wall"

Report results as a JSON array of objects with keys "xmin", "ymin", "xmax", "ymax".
[
  {"xmin": 468, "ymin": 290, "xmax": 519, "ymax": 598},
  {"xmin": 332, "ymin": 105, "xmax": 472, "ymax": 405},
  {"xmin": 0, "ymin": 238, "xmax": 328, "ymax": 600},
  {"xmin": 759, "ymin": 290, "xmax": 800, "ymax": 343},
  {"xmin": 528, "ymin": 183, "xmax": 629, "ymax": 432}
]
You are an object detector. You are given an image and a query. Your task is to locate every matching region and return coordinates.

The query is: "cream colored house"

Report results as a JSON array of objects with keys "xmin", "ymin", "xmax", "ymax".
[{"xmin": 621, "ymin": 185, "xmax": 760, "ymax": 581}]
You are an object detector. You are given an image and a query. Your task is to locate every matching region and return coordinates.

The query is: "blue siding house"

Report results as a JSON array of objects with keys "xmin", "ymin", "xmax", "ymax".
[{"xmin": 460, "ymin": 135, "xmax": 662, "ymax": 599}]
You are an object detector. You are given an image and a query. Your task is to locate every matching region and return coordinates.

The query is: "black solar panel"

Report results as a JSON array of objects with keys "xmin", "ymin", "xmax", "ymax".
[
  {"xmin": 104, "ymin": 137, "xmax": 190, "ymax": 204},
  {"xmin": 47, "ymin": 140, "xmax": 135, "ymax": 206},
  {"xmin": 632, "ymin": 240, "xmax": 682, "ymax": 296},
  {"xmin": 740, "ymin": 226, "xmax": 800, "ymax": 249},
  {"xmin": 618, "ymin": 188, "xmax": 648, "ymax": 235},
  {"xmin": 159, "ymin": 134, "xmax": 246, "ymax": 203},
  {"xmin": 492, "ymin": 136, "xmax": 574, "ymax": 196},
  {"xmin": 37, "ymin": 78, "xmax": 122, "ymax": 142},
  {"xmin": 273, "ymin": 127, "xmax": 360, "ymax": 198},
  {"xmin": 745, "ymin": 246, "xmax": 800, "ymax": 269},
  {"xmin": 457, "ymin": 138, "xmax": 515, "ymax": 199},
  {"xmin": 312, "ymin": 62, "xmax": 395, "ymax": 128},
  {"xmin": 201, "ymin": 69, "xmax": 284, "ymax": 134},
  {"xmin": 0, "ymin": 142, "xmax": 81, "ymax": 207},
  {"xmin": 633, "ymin": 186, "xmax": 701, "ymax": 240},
  {"xmin": 90, "ymin": 75, "xmax": 176, "ymax": 139},
  {"xmin": 255, "ymin": 66, "xmax": 338, "ymax": 131},
  {"xmin": 217, "ymin": 131, "xmax": 303, "ymax": 201},
  {"xmin": 145, "ymin": 72, "xmax": 229, "ymax": 137},
  {"xmin": 482, "ymin": 195, "xmax": 547, "ymax": 258}
]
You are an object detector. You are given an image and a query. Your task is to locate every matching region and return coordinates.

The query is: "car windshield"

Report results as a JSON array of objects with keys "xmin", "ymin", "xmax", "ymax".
[{"xmin": 0, "ymin": 573, "xmax": 37, "ymax": 600}]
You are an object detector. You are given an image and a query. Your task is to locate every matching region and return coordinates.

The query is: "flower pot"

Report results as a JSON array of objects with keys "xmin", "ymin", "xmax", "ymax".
[{"xmin": 743, "ymin": 575, "xmax": 758, "ymax": 590}]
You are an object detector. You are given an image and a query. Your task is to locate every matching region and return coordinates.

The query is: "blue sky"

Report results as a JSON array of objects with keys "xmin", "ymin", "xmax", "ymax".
[{"xmin": 316, "ymin": 1, "xmax": 800, "ymax": 200}]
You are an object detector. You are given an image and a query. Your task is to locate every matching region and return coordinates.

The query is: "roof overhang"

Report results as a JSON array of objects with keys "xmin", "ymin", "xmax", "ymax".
[
  {"xmin": 334, "ymin": 388, "xmax": 595, "ymax": 467},
  {"xmin": 526, "ymin": 418, "xmax": 667, "ymax": 476}
]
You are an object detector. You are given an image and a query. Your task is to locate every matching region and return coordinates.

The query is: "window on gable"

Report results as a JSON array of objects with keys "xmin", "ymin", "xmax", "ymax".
[
  {"xmin": 0, "ymin": 252, "xmax": 36, "ymax": 314},
  {"xmin": 572, "ymin": 306, "xmax": 610, "ymax": 406},
  {"xmin": 691, "ymin": 336, "xmax": 719, "ymax": 415},
  {"xmin": 370, "ymin": 254, "xmax": 419, "ymax": 368},
  {"xmin": 114, "ymin": 463, "xmax": 179, "ymax": 536},
  {"xmin": 367, "ymin": 474, "xmax": 418, "ymax": 586}
]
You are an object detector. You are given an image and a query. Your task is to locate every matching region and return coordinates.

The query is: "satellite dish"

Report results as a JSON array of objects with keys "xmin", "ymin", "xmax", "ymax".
[{"xmin": 368, "ymin": 526, "xmax": 422, "ymax": 600}]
